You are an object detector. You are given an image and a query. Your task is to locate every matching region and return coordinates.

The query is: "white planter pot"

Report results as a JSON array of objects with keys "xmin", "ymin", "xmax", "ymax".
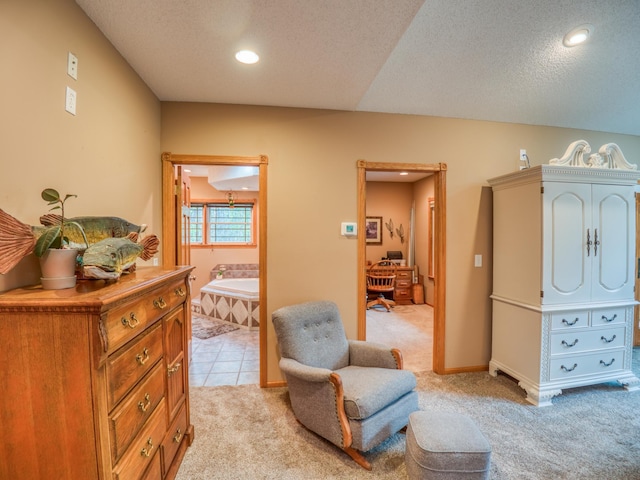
[{"xmin": 39, "ymin": 249, "xmax": 78, "ymax": 289}]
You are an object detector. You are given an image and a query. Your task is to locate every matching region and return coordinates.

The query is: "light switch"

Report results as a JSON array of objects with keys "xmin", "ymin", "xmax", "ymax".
[
  {"xmin": 65, "ymin": 86, "xmax": 76, "ymax": 115},
  {"xmin": 474, "ymin": 254, "xmax": 482, "ymax": 267}
]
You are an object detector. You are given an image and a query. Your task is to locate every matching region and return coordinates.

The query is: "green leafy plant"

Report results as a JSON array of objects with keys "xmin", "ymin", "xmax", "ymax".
[{"xmin": 34, "ymin": 188, "xmax": 89, "ymax": 257}]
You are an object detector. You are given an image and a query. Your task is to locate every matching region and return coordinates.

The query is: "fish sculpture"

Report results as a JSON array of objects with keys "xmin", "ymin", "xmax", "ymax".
[
  {"xmin": 0, "ymin": 208, "xmax": 147, "ymax": 274},
  {"xmin": 82, "ymin": 233, "xmax": 160, "ymax": 280}
]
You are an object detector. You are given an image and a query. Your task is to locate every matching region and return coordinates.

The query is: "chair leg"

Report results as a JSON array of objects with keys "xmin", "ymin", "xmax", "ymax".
[{"xmin": 343, "ymin": 446, "xmax": 371, "ymax": 470}]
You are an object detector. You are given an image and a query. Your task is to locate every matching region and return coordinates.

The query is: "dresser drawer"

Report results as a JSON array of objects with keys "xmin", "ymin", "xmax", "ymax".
[
  {"xmin": 550, "ymin": 311, "xmax": 589, "ymax": 331},
  {"xmin": 550, "ymin": 327, "xmax": 625, "ymax": 355},
  {"xmin": 591, "ymin": 307, "xmax": 626, "ymax": 327},
  {"xmin": 104, "ymin": 277, "xmax": 188, "ymax": 353},
  {"xmin": 113, "ymin": 398, "xmax": 168, "ymax": 480},
  {"xmin": 110, "ymin": 361, "xmax": 166, "ymax": 463},
  {"xmin": 549, "ymin": 350, "xmax": 624, "ymax": 380},
  {"xmin": 107, "ymin": 323, "xmax": 164, "ymax": 410},
  {"xmin": 140, "ymin": 451, "xmax": 162, "ymax": 480},
  {"xmin": 162, "ymin": 402, "xmax": 188, "ymax": 474}
]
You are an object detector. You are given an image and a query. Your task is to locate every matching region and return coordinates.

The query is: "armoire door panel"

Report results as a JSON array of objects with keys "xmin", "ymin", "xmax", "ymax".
[
  {"xmin": 592, "ymin": 185, "xmax": 634, "ymax": 301},
  {"xmin": 543, "ymin": 183, "xmax": 591, "ymax": 304}
]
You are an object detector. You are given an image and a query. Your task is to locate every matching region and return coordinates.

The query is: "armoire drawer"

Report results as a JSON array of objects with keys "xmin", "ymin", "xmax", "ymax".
[
  {"xmin": 104, "ymin": 277, "xmax": 188, "ymax": 353},
  {"xmin": 550, "ymin": 327, "xmax": 625, "ymax": 355},
  {"xmin": 109, "ymin": 361, "xmax": 166, "ymax": 463},
  {"xmin": 107, "ymin": 323, "xmax": 164, "ymax": 409},
  {"xmin": 550, "ymin": 311, "xmax": 589, "ymax": 331},
  {"xmin": 549, "ymin": 350, "xmax": 625, "ymax": 380},
  {"xmin": 113, "ymin": 399, "xmax": 168, "ymax": 480},
  {"xmin": 591, "ymin": 307, "xmax": 626, "ymax": 327}
]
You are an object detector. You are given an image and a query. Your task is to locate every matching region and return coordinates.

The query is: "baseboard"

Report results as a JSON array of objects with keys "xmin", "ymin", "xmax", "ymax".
[{"xmin": 441, "ymin": 365, "xmax": 489, "ymax": 375}]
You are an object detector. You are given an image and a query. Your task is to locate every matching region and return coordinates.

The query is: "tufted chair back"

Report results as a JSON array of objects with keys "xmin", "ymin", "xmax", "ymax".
[{"xmin": 272, "ymin": 300, "xmax": 349, "ymax": 371}]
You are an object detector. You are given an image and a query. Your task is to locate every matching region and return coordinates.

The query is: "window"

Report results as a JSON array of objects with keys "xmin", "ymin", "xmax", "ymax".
[{"xmin": 189, "ymin": 200, "xmax": 256, "ymax": 247}]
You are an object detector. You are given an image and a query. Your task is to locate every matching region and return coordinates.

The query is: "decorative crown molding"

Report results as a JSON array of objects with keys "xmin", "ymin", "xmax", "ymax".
[{"xmin": 549, "ymin": 140, "xmax": 637, "ymax": 170}]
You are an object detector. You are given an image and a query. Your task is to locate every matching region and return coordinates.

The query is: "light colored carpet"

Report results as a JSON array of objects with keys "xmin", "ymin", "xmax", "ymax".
[
  {"xmin": 176, "ymin": 349, "xmax": 640, "ymax": 479},
  {"xmin": 191, "ymin": 314, "xmax": 239, "ymax": 339},
  {"xmin": 367, "ymin": 304, "xmax": 433, "ymax": 372}
]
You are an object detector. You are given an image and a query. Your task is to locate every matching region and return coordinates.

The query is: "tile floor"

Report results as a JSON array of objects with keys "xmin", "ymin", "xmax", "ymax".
[
  {"xmin": 188, "ymin": 303, "xmax": 434, "ymax": 386},
  {"xmin": 188, "ymin": 324, "xmax": 260, "ymax": 387}
]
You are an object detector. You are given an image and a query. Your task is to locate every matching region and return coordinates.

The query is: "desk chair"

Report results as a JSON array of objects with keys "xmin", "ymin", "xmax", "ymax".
[{"xmin": 366, "ymin": 260, "xmax": 397, "ymax": 311}]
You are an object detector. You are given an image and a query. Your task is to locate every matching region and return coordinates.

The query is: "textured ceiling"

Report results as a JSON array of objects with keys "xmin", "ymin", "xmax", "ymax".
[{"xmin": 76, "ymin": 0, "xmax": 640, "ymax": 136}]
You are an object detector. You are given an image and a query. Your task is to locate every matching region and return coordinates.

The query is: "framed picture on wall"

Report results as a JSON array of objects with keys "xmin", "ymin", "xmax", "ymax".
[{"xmin": 365, "ymin": 216, "xmax": 383, "ymax": 245}]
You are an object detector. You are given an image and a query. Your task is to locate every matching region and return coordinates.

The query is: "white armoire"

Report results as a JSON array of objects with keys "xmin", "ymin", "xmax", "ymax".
[{"xmin": 488, "ymin": 141, "xmax": 640, "ymax": 406}]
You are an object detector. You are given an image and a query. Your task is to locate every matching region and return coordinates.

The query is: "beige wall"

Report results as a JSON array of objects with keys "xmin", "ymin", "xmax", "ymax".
[
  {"xmin": 365, "ymin": 182, "xmax": 414, "ymax": 264},
  {"xmin": 187, "ymin": 176, "xmax": 259, "ymax": 294},
  {"xmin": 0, "ymin": 0, "xmax": 161, "ymax": 292},
  {"xmin": 413, "ymin": 176, "xmax": 435, "ymax": 305},
  {"xmin": 162, "ymin": 102, "xmax": 640, "ymax": 381},
  {"xmin": 3, "ymin": 2, "xmax": 640, "ymax": 381}
]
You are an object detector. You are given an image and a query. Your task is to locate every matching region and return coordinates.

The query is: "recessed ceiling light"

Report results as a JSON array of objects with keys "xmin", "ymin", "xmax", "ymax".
[
  {"xmin": 235, "ymin": 50, "xmax": 259, "ymax": 64},
  {"xmin": 563, "ymin": 24, "xmax": 593, "ymax": 47},
  {"xmin": 399, "ymin": 172, "xmax": 409, "ymax": 176}
]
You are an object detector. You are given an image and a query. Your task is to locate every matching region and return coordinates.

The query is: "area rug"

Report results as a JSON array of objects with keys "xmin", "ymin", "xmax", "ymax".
[{"xmin": 191, "ymin": 314, "xmax": 239, "ymax": 339}]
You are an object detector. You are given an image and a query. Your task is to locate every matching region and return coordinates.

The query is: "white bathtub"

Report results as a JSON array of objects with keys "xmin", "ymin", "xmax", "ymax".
[
  {"xmin": 203, "ymin": 278, "xmax": 259, "ymax": 298},
  {"xmin": 199, "ymin": 278, "xmax": 260, "ymax": 329}
]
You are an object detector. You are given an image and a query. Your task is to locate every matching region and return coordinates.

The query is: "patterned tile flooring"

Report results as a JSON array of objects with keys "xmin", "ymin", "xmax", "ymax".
[
  {"xmin": 189, "ymin": 325, "xmax": 259, "ymax": 387},
  {"xmin": 188, "ymin": 304, "xmax": 434, "ymax": 386}
]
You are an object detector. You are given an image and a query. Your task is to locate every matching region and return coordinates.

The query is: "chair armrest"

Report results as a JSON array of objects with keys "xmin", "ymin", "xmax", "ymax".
[
  {"xmin": 279, "ymin": 357, "xmax": 334, "ymax": 382},
  {"xmin": 348, "ymin": 340, "xmax": 403, "ymax": 369},
  {"xmin": 279, "ymin": 358, "xmax": 353, "ymax": 449}
]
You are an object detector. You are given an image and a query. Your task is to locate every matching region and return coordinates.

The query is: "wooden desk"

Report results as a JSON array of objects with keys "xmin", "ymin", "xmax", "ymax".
[{"xmin": 366, "ymin": 265, "xmax": 414, "ymax": 305}]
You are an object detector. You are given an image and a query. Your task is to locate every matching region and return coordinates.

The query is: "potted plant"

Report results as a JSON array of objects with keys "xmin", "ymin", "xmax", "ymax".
[{"xmin": 35, "ymin": 188, "xmax": 88, "ymax": 289}]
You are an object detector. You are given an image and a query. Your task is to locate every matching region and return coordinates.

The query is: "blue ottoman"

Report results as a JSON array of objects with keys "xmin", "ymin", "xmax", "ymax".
[{"xmin": 405, "ymin": 412, "xmax": 491, "ymax": 480}]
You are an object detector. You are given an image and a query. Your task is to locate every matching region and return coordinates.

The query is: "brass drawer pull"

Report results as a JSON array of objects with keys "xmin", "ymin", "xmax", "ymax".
[
  {"xmin": 175, "ymin": 287, "xmax": 186, "ymax": 297},
  {"xmin": 173, "ymin": 428, "xmax": 183, "ymax": 443},
  {"xmin": 601, "ymin": 314, "xmax": 617, "ymax": 323},
  {"xmin": 561, "ymin": 317, "xmax": 579, "ymax": 326},
  {"xmin": 561, "ymin": 339, "xmax": 579, "ymax": 348},
  {"xmin": 137, "ymin": 393, "xmax": 151, "ymax": 413},
  {"xmin": 121, "ymin": 312, "xmax": 140, "ymax": 329},
  {"xmin": 153, "ymin": 297, "xmax": 167, "ymax": 309},
  {"xmin": 167, "ymin": 362, "xmax": 181, "ymax": 377},
  {"xmin": 136, "ymin": 348, "xmax": 150, "ymax": 366},
  {"xmin": 561, "ymin": 363, "xmax": 578, "ymax": 372},
  {"xmin": 600, "ymin": 358, "xmax": 615, "ymax": 367},
  {"xmin": 601, "ymin": 334, "xmax": 617, "ymax": 344},
  {"xmin": 140, "ymin": 437, "xmax": 154, "ymax": 458}
]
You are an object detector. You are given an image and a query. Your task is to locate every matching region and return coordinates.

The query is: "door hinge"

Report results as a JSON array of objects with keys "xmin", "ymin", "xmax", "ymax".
[
  {"xmin": 174, "ymin": 184, "xmax": 179, "ymax": 195},
  {"xmin": 540, "ymin": 290, "xmax": 544, "ymax": 298},
  {"xmin": 541, "ymin": 186, "xmax": 544, "ymax": 194}
]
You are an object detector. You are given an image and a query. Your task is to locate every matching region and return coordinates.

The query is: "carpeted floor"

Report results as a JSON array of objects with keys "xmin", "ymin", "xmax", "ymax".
[{"xmin": 175, "ymin": 349, "xmax": 640, "ymax": 479}]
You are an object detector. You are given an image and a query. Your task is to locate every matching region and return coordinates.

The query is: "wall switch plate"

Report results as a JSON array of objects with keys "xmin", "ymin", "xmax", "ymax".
[
  {"xmin": 520, "ymin": 149, "xmax": 527, "ymax": 161},
  {"xmin": 474, "ymin": 254, "xmax": 482, "ymax": 267},
  {"xmin": 67, "ymin": 52, "xmax": 78, "ymax": 80},
  {"xmin": 65, "ymin": 86, "xmax": 76, "ymax": 115}
]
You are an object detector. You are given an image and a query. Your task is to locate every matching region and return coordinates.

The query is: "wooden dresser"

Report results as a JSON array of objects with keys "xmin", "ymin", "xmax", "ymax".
[
  {"xmin": 0, "ymin": 266, "xmax": 195, "ymax": 480},
  {"xmin": 393, "ymin": 266, "xmax": 414, "ymax": 304}
]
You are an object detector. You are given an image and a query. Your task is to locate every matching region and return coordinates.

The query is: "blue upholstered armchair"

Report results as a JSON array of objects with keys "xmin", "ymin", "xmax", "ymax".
[{"xmin": 272, "ymin": 300, "xmax": 419, "ymax": 470}]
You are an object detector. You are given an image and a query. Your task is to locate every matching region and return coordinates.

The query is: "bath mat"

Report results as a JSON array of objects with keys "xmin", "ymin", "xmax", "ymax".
[{"xmin": 192, "ymin": 314, "xmax": 239, "ymax": 339}]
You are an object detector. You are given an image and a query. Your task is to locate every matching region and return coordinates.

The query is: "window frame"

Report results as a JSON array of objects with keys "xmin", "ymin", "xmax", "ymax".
[{"xmin": 189, "ymin": 198, "xmax": 257, "ymax": 248}]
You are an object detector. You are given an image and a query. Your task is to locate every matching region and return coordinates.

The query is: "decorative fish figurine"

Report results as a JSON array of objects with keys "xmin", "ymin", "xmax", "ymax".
[
  {"xmin": 0, "ymin": 208, "xmax": 147, "ymax": 274},
  {"xmin": 82, "ymin": 233, "xmax": 159, "ymax": 280},
  {"xmin": 39, "ymin": 214, "xmax": 146, "ymax": 245}
]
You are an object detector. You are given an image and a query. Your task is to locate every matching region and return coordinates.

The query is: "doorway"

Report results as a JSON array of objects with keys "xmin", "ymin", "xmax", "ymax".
[
  {"xmin": 357, "ymin": 160, "xmax": 446, "ymax": 374},
  {"xmin": 161, "ymin": 152, "xmax": 269, "ymax": 386}
]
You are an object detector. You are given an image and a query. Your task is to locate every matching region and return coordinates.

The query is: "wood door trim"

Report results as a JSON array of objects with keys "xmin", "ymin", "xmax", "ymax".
[
  {"xmin": 356, "ymin": 160, "xmax": 447, "ymax": 374},
  {"xmin": 161, "ymin": 152, "xmax": 269, "ymax": 386}
]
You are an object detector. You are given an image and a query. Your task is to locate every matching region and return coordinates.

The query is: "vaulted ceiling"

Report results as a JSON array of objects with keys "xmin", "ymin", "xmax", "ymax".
[{"xmin": 76, "ymin": 0, "xmax": 640, "ymax": 136}]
